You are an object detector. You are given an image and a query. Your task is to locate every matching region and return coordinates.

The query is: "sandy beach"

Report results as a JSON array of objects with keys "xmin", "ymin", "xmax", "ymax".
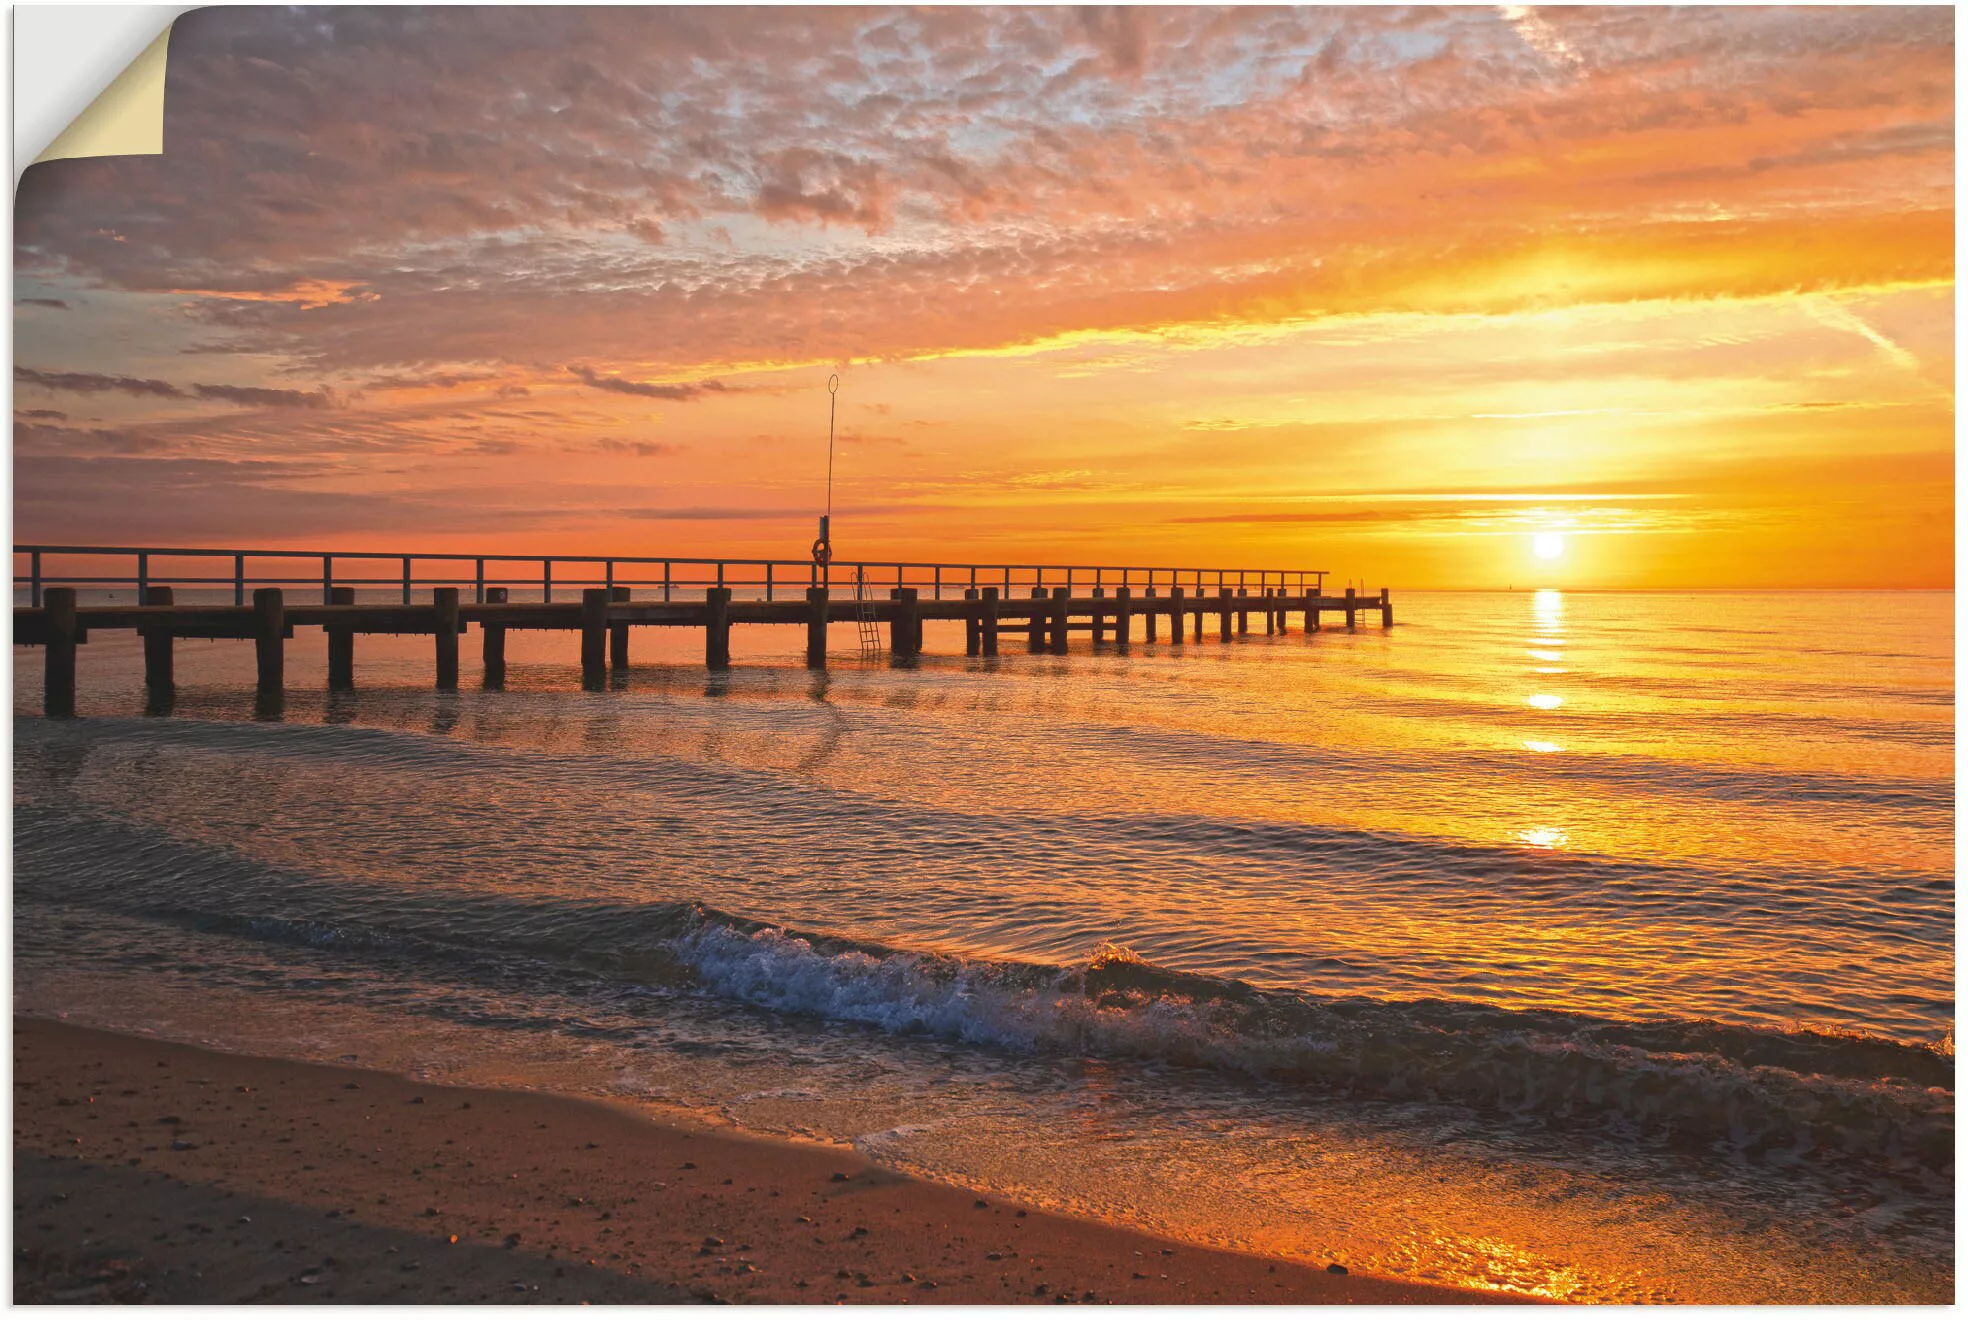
[{"xmin": 13, "ymin": 1017, "xmax": 1502, "ymax": 1305}]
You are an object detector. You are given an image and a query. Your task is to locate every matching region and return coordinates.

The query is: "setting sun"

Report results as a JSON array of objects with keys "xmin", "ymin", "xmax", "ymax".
[{"xmin": 1533, "ymin": 532, "xmax": 1567, "ymax": 561}]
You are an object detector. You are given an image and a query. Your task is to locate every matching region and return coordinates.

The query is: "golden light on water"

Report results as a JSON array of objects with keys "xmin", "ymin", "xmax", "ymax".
[
  {"xmin": 1518, "ymin": 827, "xmax": 1571, "ymax": 850},
  {"xmin": 1521, "ymin": 595, "xmax": 1570, "ymax": 766}
]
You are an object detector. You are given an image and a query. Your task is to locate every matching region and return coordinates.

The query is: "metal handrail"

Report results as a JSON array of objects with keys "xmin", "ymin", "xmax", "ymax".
[{"xmin": 13, "ymin": 542, "xmax": 1330, "ymax": 608}]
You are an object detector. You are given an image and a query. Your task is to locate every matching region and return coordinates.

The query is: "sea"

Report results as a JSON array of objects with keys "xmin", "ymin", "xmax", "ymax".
[{"xmin": 12, "ymin": 589, "xmax": 1954, "ymax": 1302}]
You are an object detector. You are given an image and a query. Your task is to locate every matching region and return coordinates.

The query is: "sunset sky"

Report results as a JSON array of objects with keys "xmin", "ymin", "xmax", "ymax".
[{"xmin": 12, "ymin": 5, "xmax": 1954, "ymax": 589}]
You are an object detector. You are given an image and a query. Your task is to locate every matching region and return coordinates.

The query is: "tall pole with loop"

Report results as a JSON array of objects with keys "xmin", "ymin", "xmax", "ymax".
[
  {"xmin": 812, "ymin": 373, "xmax": 840, "ymax": 587},
  {"xmin": 826, "ymin": 373, "xmax": 839, "ymax": 522}
]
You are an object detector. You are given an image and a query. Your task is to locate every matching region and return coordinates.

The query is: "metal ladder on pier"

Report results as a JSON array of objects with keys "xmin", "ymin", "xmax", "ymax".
[{"xmin": 852, "ymin": 580, "xmax": 883, "ymax": 657}]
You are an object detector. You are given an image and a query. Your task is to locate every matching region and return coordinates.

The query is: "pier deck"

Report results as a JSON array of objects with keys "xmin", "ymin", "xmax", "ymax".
[{"xmin": 12, "ymin": 543, "xmax": 1393, "ymax": 717}]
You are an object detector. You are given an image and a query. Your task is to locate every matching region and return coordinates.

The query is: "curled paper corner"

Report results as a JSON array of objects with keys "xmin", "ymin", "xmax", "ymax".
[{"xmin": 31, "ymin": 20, "xmax": 175, "ymax": 167}]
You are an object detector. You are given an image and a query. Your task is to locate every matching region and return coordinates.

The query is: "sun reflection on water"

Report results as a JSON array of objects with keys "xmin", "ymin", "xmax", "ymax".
[
  {"xmin": 1518, "ymin": 827, "xmax": 1570, "ymax": 849},
  {"xmin": 1520, "ymin": 595, "xmax": 1570, "ymax": 738}
]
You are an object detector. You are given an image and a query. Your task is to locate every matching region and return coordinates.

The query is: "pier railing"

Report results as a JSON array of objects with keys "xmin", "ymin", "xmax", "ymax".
[{"xmin": 13, "ymin": 544, "xmax": 1328, "ymax": 609}]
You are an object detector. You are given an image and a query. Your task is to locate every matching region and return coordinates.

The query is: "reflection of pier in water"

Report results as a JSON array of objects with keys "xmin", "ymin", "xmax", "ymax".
[{"xmin": 14, "ymin": 542, "xmax": 1394, "ymax": 717}]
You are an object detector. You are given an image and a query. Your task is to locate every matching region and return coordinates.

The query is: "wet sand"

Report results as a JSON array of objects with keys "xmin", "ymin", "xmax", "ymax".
[{"xmin": 13, "ymin": 1016, "xmax": 1508, "ymax": 1305}]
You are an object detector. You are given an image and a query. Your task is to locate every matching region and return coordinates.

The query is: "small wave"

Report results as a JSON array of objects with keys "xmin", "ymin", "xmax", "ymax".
[
  {"xmin": 12, "ymin": 742, "xmax": 1952, "ymax": 1175},
  {"xmin": 1085, "ymin": 720, "xmax": 1953, "ymax": 816},
  {"xmin": 670, "ymin": 914, "xmax": 1953, "ymax": 1170}
]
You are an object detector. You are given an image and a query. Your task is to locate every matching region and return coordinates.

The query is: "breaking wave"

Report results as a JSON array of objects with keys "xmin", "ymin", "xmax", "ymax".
[{"xmin": 668, "ymin": 907, "xmax": 1952, "ymax": 1170}]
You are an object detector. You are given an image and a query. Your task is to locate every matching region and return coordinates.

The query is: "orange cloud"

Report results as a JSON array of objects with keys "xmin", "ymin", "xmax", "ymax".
[{"xmin": 9, "ymin": 6, "xmax": 1952, "ymax": 587}]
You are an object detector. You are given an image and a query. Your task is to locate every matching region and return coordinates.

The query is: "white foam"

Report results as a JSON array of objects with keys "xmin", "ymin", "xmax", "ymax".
[{"xmin": 667, "ymin": 920, "xmax": 1953, "ymax": 1169}]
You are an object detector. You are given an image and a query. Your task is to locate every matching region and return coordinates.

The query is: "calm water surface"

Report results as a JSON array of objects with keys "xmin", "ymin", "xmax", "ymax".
[{"xmin": 13, "ymin": 590, "xmax": 1953, "ymax": 1301}]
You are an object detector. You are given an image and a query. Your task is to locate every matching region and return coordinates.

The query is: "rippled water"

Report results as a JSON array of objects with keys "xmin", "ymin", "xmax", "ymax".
[{"xmin": 13, "ymin": 590, "xmax": 1953, "ymax": 1301}]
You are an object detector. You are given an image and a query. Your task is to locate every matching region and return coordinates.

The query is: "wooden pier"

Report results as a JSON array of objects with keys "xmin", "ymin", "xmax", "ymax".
[{"xmin": 12, "ymin": 543, "xmax": 1393, "ymax": 717}]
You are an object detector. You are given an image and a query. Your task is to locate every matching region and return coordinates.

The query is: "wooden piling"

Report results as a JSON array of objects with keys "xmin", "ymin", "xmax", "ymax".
[
  {"xmin": 892, "ymin": 587, "xmax": 921, "ymax": 659},
  {"xmin": 1091, "ymin": 587, "xmax": 1106, "ymax": 644},
  {"xmin": 43, "ymin": 586, "xmax": 76, "ymax": 718},
  {"xmin": 963, "ymin": 588, "xmax": 980, "ymax": 656},
  {"xmin": 1049, "ymin": 586, "xmax": 1069, "ymax": 654},
  {"xmin": 1114, "ymin": 586, "xmax": 1132, "ymax": 646},
  {"xmin": 581, "ymin": 588, "xmax": 608, "ymax": 687},
  {"xmin": 1345, "ymin": 587, "xmax": 1358, "ymax": 631},
  {"xmin": 434, "ymin": 587, "xmax": 460, "ymax": 690},
  {"xmin": 1265, "ymin": 589, "xmax": 1276, "ymax": 635},
  {"xmin": 1237, "ymin": 587, "xmax": 1250, "ymax": 636},
  {"xmin": 1194, "ymin": 592, "xmax": 1205, "ymax": 641},
  {"xmin": 253, "ymin": 587, "xmax": 285, "ymax": 692},
  {"xmin": 981, "ymin": 586, "xmax": 1000, "ymax": 656},
  {"xmin": 609, "ymin": 585, "xmax": 631, "ymax": 671},
  {"xmin": 142, "ymin": 585, "xmax": 174, "ymax": 693},
  {"xmin": 1306, "ymin": 589, "xmax": 1320, "ymax": 632},
  {"xmin": 805, "ymin": 587, "xmax": 828, "ymax": 669},
  {"xmin": 1381, "ymin": 586, "xmax": 1393, "ymax": 628},
  {"xmin": 705, "ymin": 586, "xmax": 732, "ymax": 670},
  {"xmin": 481, "ymin": 587, "xmax": 508, "ymax": 688},
  {"xmin": 1028, "ymin": 587, "xmax": 1047, "ymax": 652},
  {"xmin": 1144, "ymin": 587, "xmax": 1158, "ymax": 642},
  {"xmin": 1218, "ymin": 587, "xmax": 1233, "ymax": 642},
  {"xmin": 325, "ymin": 586, "xmax": 357, "ymax": 689}
]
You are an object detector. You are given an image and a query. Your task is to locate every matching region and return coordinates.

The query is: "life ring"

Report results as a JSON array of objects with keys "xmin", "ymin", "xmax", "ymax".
[{"xmin": 811, "ymin": 537, "xmax": 832, "ymax": 567}]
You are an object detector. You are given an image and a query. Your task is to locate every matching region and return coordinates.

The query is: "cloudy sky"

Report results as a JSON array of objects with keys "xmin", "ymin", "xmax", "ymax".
[{"xmin": 13, "ymin": 5, "xmax": 1953, "ymax": 587}]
